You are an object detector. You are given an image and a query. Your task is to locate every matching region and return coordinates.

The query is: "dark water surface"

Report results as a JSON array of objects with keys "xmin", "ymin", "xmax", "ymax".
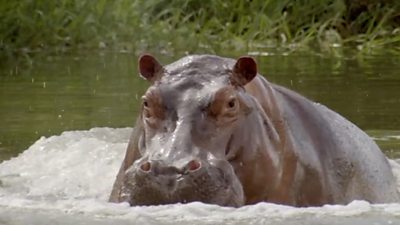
[{"xmin": 0, "ymin": 50, "xmax": 399, "ymax": 161}]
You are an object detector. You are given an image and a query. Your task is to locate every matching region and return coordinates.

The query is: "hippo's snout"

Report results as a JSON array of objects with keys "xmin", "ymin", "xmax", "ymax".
[
  {"xmin": 135, "ymin": 159, "xmax": 203, "ymax": 193},
  {"xmin": 120, "ymin": 158, "xmax": 244, "ymax": 207},
  {"xmin": 138, "ymin": 159, "xmax": 202, "ymax": 175}
]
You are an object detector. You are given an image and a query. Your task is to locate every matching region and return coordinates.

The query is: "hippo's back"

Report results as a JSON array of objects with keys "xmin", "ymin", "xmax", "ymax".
[{"xmin": 272, "ymin": 84, "xmax": 399, "ymax": 204}]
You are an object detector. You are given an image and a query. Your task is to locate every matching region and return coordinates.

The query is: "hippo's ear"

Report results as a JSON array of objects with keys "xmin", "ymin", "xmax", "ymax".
[
  {"xmin": 231, "ymin": 56, "xmax": 257, "ymax": 86},
  {"xmin": 138, "ymin": 54, "xmax": 164, "ymax": 83}
]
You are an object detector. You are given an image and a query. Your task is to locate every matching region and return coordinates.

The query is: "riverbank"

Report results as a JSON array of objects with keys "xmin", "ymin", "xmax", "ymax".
[{"xmin": 1, "ymin": 0, "xmax": 399, "ymax": 58}]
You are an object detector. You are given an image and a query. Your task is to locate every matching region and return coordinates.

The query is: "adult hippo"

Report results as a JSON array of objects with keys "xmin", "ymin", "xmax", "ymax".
[{"xmin": 109, "ymin": 54, "xmax": 399, "ymax": 207}]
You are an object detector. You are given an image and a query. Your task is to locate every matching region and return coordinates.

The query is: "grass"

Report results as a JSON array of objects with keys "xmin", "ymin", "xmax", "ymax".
[{"xmin": 0, "ymin": 0, "xmax": 399, "ymax": 58}]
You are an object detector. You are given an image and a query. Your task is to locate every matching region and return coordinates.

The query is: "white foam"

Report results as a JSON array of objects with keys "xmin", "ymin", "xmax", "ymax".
[{"xmin": 1, "ymin": 127, "xmax": 400, "ymax": 225}]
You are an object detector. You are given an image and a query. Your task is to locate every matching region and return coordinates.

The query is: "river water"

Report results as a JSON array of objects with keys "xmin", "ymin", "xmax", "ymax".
[{"xmin": 0, "ymin": 49, "xmax": 400, "ymax": 224}]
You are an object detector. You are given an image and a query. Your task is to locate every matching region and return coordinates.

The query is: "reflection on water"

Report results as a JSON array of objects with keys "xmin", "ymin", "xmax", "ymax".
[
  {"xmin": 369, "ymin": 130, "xmax": 400, "ymax": 158},
  {"xmin": 0, "ymin": 50, "xmax": 399, "ymax": 161}
]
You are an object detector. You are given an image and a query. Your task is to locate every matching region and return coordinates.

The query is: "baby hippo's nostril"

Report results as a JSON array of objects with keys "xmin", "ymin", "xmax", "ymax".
[
  {"xmin": 187, "ymin": 159, "xmax": 201, "ymax": 172},
  {"xmin": 140, "ymin": 161, "xmax": 151, "ymax": 172}
]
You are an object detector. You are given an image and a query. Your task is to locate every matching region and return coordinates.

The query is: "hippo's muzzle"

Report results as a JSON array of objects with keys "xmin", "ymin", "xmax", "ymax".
[{"xmin": 120, "ymin": 158, "xmax": 244, "ymax": 207}]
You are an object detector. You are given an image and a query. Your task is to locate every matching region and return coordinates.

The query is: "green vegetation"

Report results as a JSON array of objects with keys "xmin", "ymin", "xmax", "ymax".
[{"xmin": 1, "ymin": 0, "xmax": 400, "ymax": 57}]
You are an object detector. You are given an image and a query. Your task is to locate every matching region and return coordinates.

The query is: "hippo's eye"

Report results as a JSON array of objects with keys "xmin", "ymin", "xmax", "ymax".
[
  {"xmin": 227, "ymin": 98, "xmax": 236, "ymax": 108},
  {"xmin": 143, "ymin": 99, "xmax": 149, "ymax": 107},
  {"xmin": 142, "ymin": 98, "xmax": 151, "ymax": 118}
]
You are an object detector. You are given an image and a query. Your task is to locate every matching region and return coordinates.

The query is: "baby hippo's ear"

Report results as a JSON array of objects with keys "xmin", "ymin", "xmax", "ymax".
[
  {"xmin": 138, "ymin": 54, "xmax": 164, "ymax": 83},
  {"xmin": 231, "ymin": 56, "xmax": 257, "ymax": 86}
]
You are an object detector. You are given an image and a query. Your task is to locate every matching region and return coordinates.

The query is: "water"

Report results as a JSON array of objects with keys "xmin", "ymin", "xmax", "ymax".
[
  {"xmin": 1, "ymin": 50, "xmax": 400, "ymax": 224},
  {"xmin": 1, "ymin": 127, "xmax": 400, "ymax": 225},
  {"xmin": 0, "ymin": 52, "xmax": 146, "ymax": 161},
  {"xmin": 1, "ymin": 50, "xmax": 400, "ymax": 161}
]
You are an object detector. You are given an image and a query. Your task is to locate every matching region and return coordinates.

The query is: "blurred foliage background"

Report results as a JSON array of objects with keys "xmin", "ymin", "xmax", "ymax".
[
  {"xmin": 1, "ymin": 0, "xmax": 400, "ymax": 160},
  {"xmin": 1, "ymin": 0, "xmax": 399, "ymax": 58}
]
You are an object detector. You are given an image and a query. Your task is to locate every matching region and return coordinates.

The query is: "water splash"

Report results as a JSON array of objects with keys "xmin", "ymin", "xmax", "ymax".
[{"xmin": 1, "ymin": 127, "xmax": 400, "ymax": 225}]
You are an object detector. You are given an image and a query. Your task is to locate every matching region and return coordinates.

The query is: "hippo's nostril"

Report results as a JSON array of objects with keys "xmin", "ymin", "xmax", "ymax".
[
  {"xmin": 140, "ymin": 161, "xmax": 151, "ymax": 172},
  {"xmin": 187, "ymin": 160, "xmax": 201, "ymax": 172}
]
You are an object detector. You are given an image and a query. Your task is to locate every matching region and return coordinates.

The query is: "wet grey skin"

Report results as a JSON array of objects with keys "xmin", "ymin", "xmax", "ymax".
[
  {"xmin": 109, "ymin": 54, "xmax": 399, "ymax": 207},
  {"xmin": 114, "ymin": 55, "xmax": 249, "ymax": 207}
]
